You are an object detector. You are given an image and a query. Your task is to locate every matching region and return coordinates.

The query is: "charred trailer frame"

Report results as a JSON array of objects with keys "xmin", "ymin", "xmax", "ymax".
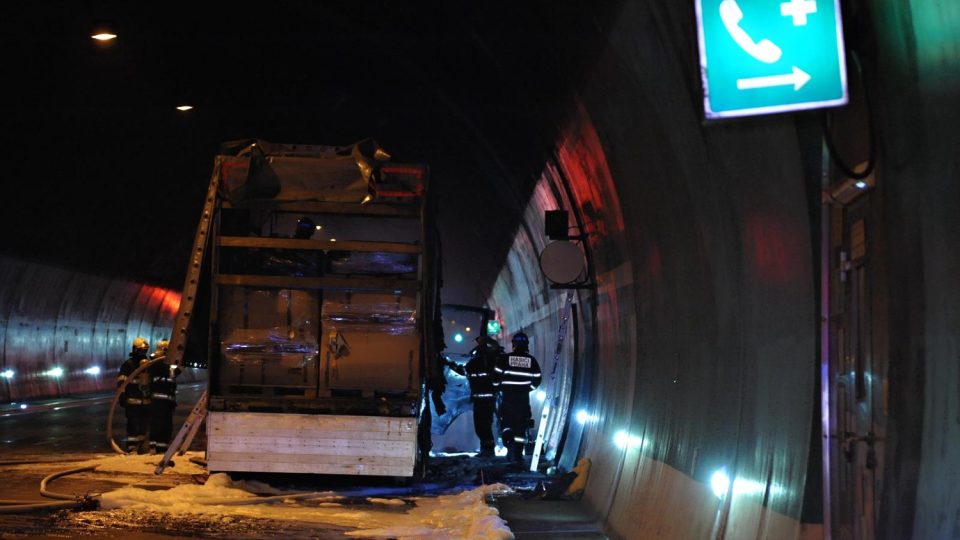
[{"xmin": 187, "ymin": 139, "xmax": 440, "ymax": 477}]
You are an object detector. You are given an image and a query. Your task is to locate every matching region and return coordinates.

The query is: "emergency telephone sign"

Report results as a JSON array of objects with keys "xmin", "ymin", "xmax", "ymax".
[{"xmin": 695, "ymin": 0, "xmax": 848, "ymax": 118}]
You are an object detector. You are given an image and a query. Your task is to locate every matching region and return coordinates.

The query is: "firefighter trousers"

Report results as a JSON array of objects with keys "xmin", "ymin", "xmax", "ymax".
[
  {"xmin": 472, "ymin": 397, "xmax": 496, "ymax": 453},
  {"xmin": 124, "ymin": 405, "xmax": 150, "ymax": 453},
  {"xmin": 149, "ymin": 400, "xmax": 175, "ymax": 452},
  {"xmin": 499, "ymin": 391, "xmax": 532, "ymax": 461}
]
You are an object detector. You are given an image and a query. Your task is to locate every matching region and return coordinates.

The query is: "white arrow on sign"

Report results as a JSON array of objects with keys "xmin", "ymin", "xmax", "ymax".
[{"xmin": 737, "ymin": 66, "xmax": 811, "ymax": 91}]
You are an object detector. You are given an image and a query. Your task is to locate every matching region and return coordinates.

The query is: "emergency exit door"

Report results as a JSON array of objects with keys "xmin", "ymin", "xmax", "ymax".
[{"xmin": 828, "ymin": 194, "xmax": 885, "ymax": 540}]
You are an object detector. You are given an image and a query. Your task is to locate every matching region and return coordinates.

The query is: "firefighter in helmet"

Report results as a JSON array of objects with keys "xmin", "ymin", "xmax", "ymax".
[
  {"xmin": 447, "ymin": 335, "xmax": 502, "ymax": 457},
  {"xmin": 117, "ymin": 337, "xmax": 151, "ymax": 453},
  {"xmin": 493, "ymin": 332, "xmax": 542, "ymax": 463},
  {"xmin": 150, "ymin": 339, "xmax": 169, "ymax": 360},
  {"xmin": 147, "ymin": 338, "xmax": 181, "ymax": 453}
]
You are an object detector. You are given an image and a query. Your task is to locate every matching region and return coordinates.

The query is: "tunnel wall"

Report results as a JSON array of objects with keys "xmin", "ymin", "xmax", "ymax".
[
  {"xmin": 486, "ymin": 1, "xmax": 960, "ymax": 538},
  {"xmin": 488, "ymin": 3, "xmax": 819, "ymax": 539},
  {"xmin": 867, "ymin": 2, "xmax": 960, "ymax": 538},
  {"xmin": 0, "ymin": 256, "xmax": 197, "ymax": 403}
]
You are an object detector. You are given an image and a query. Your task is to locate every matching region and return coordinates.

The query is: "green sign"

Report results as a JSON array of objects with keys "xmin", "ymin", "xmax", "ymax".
[{"xmin": 695, "ymin": 0, "xmax": 848, "ymax": 118}]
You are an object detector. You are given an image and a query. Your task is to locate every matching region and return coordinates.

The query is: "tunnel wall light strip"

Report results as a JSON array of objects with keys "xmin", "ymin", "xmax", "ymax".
[
  {"xmin": 84, "ymin": 366, "xmax": 101, "ymax": 375},
  {"xmin": 613, "ymin": 430, "xmax": 646, "ymax": 450},
  {"xmin": 710, "ymin": 467, "xmax": 787, "ymax": 499},
  {"xmin": 711, "ymin": 469, "xmax": 731, "ymax": 498},
  {"xmin": 576, "ymin": 409, "xmax": 599, "ymax": 425},
  {"xmin": 1, "ymin": 369, "xmax": 13, "ymax": 379},
  {"xmin": 45, "ymin": 367, "xmax": 64, "ymax": 378}
]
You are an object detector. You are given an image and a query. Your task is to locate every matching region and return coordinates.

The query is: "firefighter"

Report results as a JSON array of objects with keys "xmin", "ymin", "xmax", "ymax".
[
  {"xmin": 117, "ymin": 337, "xmax": 151, "ymax": 453},
  {"xmin": 147, "ymin": 338, "xmax": 181, "ymax": 454},
  {"xmin": 149, "ymin": 338, "xmax": 169, "ymax": 360},
  {"xmin": 448, "ymin": 335, "xmax": 502, "ymax": 457},
  {"xmin": 493, "ymin": 332, "xmax": 542, "ymax": 463}
]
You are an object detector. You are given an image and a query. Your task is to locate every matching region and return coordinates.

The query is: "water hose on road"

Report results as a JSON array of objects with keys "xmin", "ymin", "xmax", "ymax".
[
  {"xmin": 0, "ymin": 499, "xmax": 84, "ymax": 513},
  {"xmin": 40, "ymin": 465, "xmax": 99, "ymax": 500},
  {"xmin": 0, "ymin": 465, "xmax": 100, "ymax": 513},
  {"xmin": 0, "ymin": 459, "xmax": 83, "ymax": 466}
]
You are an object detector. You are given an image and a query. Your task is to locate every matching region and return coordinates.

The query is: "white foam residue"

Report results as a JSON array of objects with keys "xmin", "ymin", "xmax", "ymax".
[
  {"xmin": 366, "ymin": 497, "xmax": 407, "ymax": 506},
  {"xmin": 101, "ymin": 474, "xmax": 515, "ymax": 539},
  {"xmin": 100, "ymin": 473, "xmax": 258, "ymax": 510},
  {"xmin": 74, "ymin": 451, "xmax": 208, "ymax": 476},
  {"xmin": 346, "ymin": 483, "xmax": 514, "ymax": 539}
]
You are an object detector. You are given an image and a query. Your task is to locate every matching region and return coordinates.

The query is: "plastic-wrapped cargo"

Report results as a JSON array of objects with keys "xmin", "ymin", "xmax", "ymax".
[
  {"xmin": 217, "ymin": 288, "xmax": 319, "ymax": 396},
  {"xmin": 321, "ymin": 292, "xmax": 419, "ymax": 395}
]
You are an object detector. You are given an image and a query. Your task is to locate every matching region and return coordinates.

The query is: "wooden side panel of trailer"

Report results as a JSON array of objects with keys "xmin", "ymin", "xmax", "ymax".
[{"xmin": 206, "ymin": 411, "xmax": 418, "ymax": 476}]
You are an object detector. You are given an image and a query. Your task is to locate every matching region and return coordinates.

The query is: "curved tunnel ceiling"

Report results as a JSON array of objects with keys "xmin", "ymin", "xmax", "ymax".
[
  {"xmin": 0, "ymin": 2, "xmax": 614, "ymax": 300},
  {"xmin": 2, "ymin": 2, "xmax": 960, "ymax": 539}
]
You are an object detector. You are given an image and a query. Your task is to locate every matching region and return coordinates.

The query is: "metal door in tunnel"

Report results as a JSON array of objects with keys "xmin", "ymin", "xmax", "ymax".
[{"xmin": 829, "ymin": 194, "xmax": 885, "ymax": 540}]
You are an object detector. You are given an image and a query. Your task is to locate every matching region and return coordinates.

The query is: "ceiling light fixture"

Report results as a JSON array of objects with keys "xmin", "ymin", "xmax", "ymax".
[
  {"xmin": 91, "ymin": 33, "xmax": 117, "ymax": 41},
  {"xmin": 176, "ymin": 105, "xmax": 194, "ymax": 111}
]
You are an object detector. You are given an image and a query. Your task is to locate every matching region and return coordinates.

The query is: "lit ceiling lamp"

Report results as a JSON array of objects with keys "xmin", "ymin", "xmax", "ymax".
[
  {"xmin": 91, "ymin": 32, "xmax": 117, "ymax": 41},
  {"xmin": 176, "ymin": 105, "xmax": 194, "ymax": 111}
]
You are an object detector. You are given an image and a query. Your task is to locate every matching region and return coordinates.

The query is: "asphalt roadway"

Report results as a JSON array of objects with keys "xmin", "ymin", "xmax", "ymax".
[{"xmin": 0, "ymin": 385, "xmax": 604, "ymax": 539}]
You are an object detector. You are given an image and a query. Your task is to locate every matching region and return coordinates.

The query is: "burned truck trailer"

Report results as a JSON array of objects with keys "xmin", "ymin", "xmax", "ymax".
[{"xmin": 176, "ymin": 140, "xmax": 442, "ymax": 477}]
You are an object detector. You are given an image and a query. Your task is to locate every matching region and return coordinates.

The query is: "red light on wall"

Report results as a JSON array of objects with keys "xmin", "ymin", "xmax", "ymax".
[
  {"xmin": 556, "ymin": 103, "xmax": 626, "ymax": 241},
  {"xmin": 745, "ymin": 212, "xmax": 804, "ymax": 285},
  {"xmin": 161, "ymin": 291, "xmax": 182, "ymax": 316}
]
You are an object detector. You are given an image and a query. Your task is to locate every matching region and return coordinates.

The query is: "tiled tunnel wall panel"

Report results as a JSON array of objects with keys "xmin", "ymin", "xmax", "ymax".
[
  {"xmin": 0, "ymin": 256, "xmax": 200, "ymax": 403},
  {"xmin": 868, "ymin": 2, "xmax": 960, "ymax": 538}
]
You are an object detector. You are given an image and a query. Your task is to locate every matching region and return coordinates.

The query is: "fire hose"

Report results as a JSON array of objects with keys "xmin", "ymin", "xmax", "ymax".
[{"xmin": 0, "ymin": 465, "xmax": 100, "ymax": 514}]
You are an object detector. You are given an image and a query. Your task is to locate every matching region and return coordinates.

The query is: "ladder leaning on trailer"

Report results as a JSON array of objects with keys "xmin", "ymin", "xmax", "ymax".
[{"xmin": 155, "ymin": 156, "xmax": 223, "ymax": 474}]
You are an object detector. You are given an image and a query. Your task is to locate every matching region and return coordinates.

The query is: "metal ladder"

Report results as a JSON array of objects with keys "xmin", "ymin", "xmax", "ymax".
[
  {"xmin": 155, "ymin": 160, "xmax": 222, "ymax": 475},
  {"xmin": 529, "ymin": 289, "xmax": 575, "ymax": 472}
]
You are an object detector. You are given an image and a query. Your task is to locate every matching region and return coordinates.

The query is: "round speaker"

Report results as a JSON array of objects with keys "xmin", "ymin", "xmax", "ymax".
[{"xmin": 539, "ymin": 241, "xmax": 586, "ymax": 284}]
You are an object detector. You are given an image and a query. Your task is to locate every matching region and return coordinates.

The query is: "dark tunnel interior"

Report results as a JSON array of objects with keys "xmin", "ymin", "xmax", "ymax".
[{"xmin": 1, "ymin": 2, "xmax": 959, "ymax": 538}]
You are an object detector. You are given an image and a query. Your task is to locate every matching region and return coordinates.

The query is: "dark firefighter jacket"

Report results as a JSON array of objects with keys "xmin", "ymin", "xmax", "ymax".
[
  {"xmin": 147, "ymin": 360, "xmax": 181, "ymax": 405},
  {"xmin": 492, "ymin": 351, "xmax": 542, "ymax": 393},
  {"xmin": 117, "ymin": 355, "xmax": 151, "ymax": 407},
  {"xmin": 451, "ymin": 348, "xmax": 499, "ymax": 401}
]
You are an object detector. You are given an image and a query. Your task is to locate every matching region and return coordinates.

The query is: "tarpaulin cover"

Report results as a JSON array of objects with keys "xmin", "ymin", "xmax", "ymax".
[{"xmin": 218, "ymin": 138, "xmax": 405, "ymax": 205}]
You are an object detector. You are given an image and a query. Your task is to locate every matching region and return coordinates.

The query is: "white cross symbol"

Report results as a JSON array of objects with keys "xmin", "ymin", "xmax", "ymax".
[{"xmin": 780, "ymin": 0, "xmax": 817, "ymax": 26}]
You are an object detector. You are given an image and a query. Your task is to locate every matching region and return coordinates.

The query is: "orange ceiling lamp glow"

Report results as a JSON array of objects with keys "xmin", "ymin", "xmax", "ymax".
[
  {"xmin": 176, "ymin": 105, "xmax": 194, "ymax": 111},
  {"xmin": 91, "ymin": 33, "xmax": 117, "ymax": 41}
]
